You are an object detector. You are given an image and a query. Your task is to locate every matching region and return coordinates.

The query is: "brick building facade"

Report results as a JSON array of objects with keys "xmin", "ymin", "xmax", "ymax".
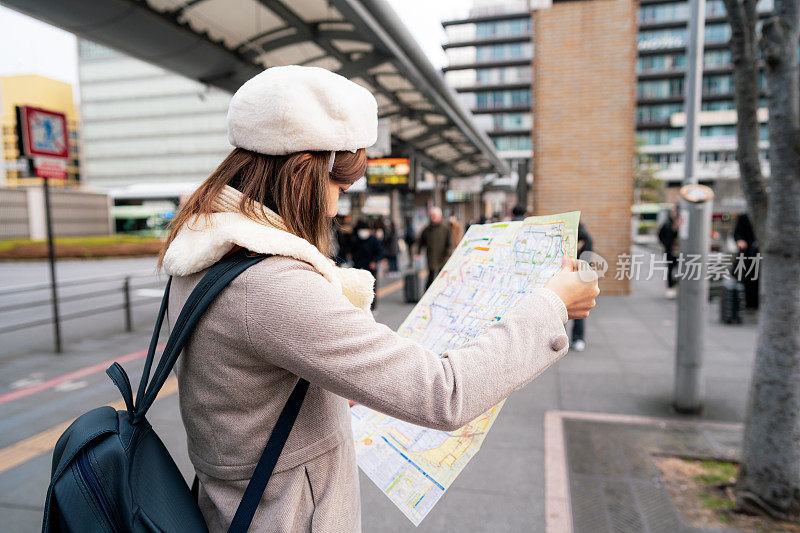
[{"xmin": 531, "ymin": 0, "xmax": 637, "ymax": 294}]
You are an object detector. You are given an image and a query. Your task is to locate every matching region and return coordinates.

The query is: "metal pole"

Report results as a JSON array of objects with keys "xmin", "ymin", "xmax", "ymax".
[
  {"xmin": 682, "ymin": 0, "xmax": 705, "ymax": 187},
  {"xmin": 42, "ymin": 175, "xmax": 62, "ymax": 353},
  {"xmin": 674, "ymin": 186, "xmax": 714, "ymax": 413},
  {"xmin": 673, "ymin": 0, "xmax": 708, "ymax": 412},
  {"xmin": 123, "ymin": 277, "xmax": 132, "ymax": 332},
  {"xmin": 516, "ymin": 158, "xmax": 529, "ymax": 209}
]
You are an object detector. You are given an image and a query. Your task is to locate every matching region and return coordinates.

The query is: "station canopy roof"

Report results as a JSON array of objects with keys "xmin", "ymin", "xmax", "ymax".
[{"xmin": 6, "ymin": 0, "xmax": 510, "ymax": 177}]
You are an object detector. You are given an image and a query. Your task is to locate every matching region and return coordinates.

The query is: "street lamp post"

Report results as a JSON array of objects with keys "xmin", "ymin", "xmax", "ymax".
[{"xmin": 673, "ymin": 0, "xmax": 710, "ymax": 413}]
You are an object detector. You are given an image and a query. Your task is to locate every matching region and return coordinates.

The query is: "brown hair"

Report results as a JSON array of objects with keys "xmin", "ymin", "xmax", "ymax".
[{"xmin": 158, "ymin": 147, "xmax": 366, "ymax": 265}]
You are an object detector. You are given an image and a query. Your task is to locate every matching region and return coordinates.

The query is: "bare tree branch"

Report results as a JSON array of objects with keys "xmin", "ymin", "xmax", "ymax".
[{"xmin": 723, "ymin": 0, "xmax": 768, "ymax": 239}]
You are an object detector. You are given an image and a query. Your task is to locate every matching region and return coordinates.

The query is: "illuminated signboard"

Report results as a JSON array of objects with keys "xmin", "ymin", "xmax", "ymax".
[
  {"xmin": 446, "ymin": 190, "xmax": 472, "ymax": 203},
  {"xmin": 18, "ymin": 106, "xmax": 69, "ymax": 159},
  {"xmin": 366, "ymin": 157, "xmax": 410, "ymax": 186}
]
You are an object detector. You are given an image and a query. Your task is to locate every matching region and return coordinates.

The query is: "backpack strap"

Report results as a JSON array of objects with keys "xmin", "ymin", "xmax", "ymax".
[
  {"xmin": 228, "ymin": 378, "xmax": 309, "ymax": 533},
  {"xmin": 134, "ymin": 275, "xmax": 173, "ymax": 411},
  {"xmin": 133, "ymin": 249, "xmax": 268, "ymax": 420}
]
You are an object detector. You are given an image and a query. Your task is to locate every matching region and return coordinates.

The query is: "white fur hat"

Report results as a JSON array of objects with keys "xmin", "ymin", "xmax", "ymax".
[{"xmin": 227, "ymin": 65, "xmax": 378, "ymax": 155}]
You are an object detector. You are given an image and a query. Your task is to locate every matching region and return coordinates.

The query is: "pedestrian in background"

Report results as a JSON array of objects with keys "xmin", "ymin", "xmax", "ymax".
[
  {"xmin": 511, "ymin": 204, "xmax": 527, "ymax": 221},
  {"xmin": 733, "ymin": 212, "xmax": 759, "ymax": 310},
  {"xmin": 658, "ymin": 206, "xmax": 680, "ymax": 299},
  {"xmin": 404, "ymin": 216, "xmax": 416, "ymax": 269},
  {"xmin": 351, "ymin": 219, "xmax": 383, "ymax": 280},
  {"xmin": 571, "ymin": 223, "xmax": 594, "ymax": 352},
  {"xmin": 417, "ymin": 206, "xmax": 451, "ymax": 288},
  {"xmin": 448, "ymin": 213, "xmax": 463, "ymax": 254},
  {"xmin": 381, "ymin": 218, "xmax": 399, "ymax": 273},
  {"xmin": 334, "ymin": 216, "xmax": 353, "ymax": 266}
]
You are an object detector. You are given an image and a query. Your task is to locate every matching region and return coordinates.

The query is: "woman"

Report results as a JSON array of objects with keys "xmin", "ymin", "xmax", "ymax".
[{"xmin": 159, "ymin": 65, "xmax": 599, "ymax": 532}]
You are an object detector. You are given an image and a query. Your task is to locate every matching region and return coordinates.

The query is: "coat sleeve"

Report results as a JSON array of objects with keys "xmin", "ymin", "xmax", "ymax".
[{"xmin": 244, "ymin": 258, "xmax": 569, "ymax": 432}]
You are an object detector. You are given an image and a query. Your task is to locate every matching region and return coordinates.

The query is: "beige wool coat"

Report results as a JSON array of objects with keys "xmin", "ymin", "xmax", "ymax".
[{"xmin": 163, "ymin": 201, "xmax": 570, "ymax": 532}]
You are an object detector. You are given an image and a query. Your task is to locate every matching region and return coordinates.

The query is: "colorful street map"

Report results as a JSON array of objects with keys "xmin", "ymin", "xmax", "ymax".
[{"xmin": 350, "ymin": 211, "xmax": 581, "ymax": 525}]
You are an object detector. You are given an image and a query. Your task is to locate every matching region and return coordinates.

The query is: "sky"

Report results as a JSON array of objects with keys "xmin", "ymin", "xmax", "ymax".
[
  {"xmin": 0, "ymin": 6, "xmax": 78, "ymax": 86},
  {"xmin": 0, "ymin": 1, "xmax": 470, "ymax": 92}
]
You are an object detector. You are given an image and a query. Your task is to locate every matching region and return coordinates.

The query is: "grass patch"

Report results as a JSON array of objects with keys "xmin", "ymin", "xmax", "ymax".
[
  {"xmin": 654, "ymin": 455, "xmax": 800, "ymax": 531},
  {"xmin": 0, "ymin": 234, "xmax": 165, "ymax": 259},
  {"xmin": 693, "ymin": 459, "xmax": 738, "ymax": 486},
  {"xmin": 0, "ymin": 234, "xmax": 160, "ymax": 251},
  {"xmin": 699, "ymin": 491, "xmax": 736, "ymax": 511}
]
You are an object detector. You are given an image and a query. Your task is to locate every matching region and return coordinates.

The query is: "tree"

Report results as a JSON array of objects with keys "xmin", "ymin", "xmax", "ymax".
[
  {"xmin": 634, "ymin": 138, "xmax": 665, "ymax": 204},
  {"xmin": 722, "ymin": 0, "xmax": 800, "ymax": 520}
]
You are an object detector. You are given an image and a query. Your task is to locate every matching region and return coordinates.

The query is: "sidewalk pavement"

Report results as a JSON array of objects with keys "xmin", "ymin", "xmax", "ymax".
[{"xmin": 0, "ymin": 250, "xmax": 759, "ymax": 531}]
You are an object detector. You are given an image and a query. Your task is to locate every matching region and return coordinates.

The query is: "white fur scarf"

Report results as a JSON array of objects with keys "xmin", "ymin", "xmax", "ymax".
[{"xmin": 161, "ymin": 185, "xmax": 375, "ymax": 311}]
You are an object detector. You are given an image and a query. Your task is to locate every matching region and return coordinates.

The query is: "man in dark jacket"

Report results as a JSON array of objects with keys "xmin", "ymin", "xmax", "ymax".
[
  {"xmin": 572, "ymin": 223, "xmax": 594, "ymax": 351},
  {"xmin": 658, "ymin": 206, "xmax": 680, "ymax": 299},
  {"xmin": 417, "ymin": 207, "xmax": 451, "ymax": 288},
  {"xmin": 351, "ymin": 220, "xmax": 383, "ymax": 276},
  {"xmin": 351, "ymin": 219, "xmax": 384, "ymax": 310},
  {"xmin": 733, "ymin": 212, "xmax": 759, "ymax": 309}
]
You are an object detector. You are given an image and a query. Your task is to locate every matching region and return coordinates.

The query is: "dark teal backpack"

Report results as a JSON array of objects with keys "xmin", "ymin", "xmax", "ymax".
[{"xmin": 43, "ymin": 249, "xmax": 309, "ymax": 532}]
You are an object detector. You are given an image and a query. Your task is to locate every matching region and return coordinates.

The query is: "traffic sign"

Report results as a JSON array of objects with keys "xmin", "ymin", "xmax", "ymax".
[{"xmin": 18, "ymin": 106, "xmax": 70, "ymax": 160}]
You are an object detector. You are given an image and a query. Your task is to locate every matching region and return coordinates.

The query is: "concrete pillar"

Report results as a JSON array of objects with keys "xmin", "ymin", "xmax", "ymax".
[{"xmin": 26, "ymin": 186, "xmax": 47, "ymax": 240}]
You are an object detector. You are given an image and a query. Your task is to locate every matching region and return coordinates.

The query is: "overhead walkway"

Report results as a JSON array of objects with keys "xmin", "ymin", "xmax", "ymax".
[{"xmin": 5, "ymin": 0, "xmax": 509, "ymax": 178}]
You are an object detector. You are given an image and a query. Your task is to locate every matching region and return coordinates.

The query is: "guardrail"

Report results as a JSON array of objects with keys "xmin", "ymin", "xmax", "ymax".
[{"xmin": 0, "ymin": 272, "xmax": 166, "ymax": 352}]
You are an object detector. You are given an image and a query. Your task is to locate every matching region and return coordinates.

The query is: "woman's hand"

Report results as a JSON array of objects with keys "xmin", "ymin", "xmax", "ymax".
[{"xmin": 545, "ymin": 257, "xmax": 600, "ymax": 319}]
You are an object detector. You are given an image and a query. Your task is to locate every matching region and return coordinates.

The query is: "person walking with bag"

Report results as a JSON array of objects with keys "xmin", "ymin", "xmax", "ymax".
[{"xmin": 158, "ymin": 65, "xmax": 599, "ymax": 532}]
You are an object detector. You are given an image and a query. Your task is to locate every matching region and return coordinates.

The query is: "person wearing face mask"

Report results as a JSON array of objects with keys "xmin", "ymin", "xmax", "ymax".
[{"xmin": 350, "ymin": 219, "xmax": 383, "ymax": 279}]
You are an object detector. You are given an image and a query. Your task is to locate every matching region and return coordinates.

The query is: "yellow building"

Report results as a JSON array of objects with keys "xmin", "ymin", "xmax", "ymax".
[{"xmin": 0, "ymin": 74, "xmax": 81, "ymax": 186}]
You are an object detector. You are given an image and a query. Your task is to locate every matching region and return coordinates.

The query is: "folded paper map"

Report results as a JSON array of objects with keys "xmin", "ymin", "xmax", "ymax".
[{"xmin": 350, "ymin": 211, "xmax": 581, "ymax": 525}]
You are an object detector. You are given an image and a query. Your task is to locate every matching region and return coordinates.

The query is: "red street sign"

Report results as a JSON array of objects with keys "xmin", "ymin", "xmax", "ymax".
[
  {"xmin": 18, "ymin": 106, "xmax": 70, "ymax": 160},
  {"xmin": 33, "ymin": 157, "xmax": 67, "ymax": 180}
]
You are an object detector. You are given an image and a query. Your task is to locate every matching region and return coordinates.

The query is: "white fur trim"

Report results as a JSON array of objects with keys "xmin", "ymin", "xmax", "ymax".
[
  {"xmin": 227, "ymin": 65, "xmax": 378, "ymax": 155},
  {"xmin": 162, "ymin": 212, "xmax": 375, "ymax": 311}
]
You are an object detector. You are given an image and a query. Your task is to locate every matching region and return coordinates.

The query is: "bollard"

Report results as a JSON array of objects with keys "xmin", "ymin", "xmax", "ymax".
[
  {"xmin": 673, "ymin": 184, "xmax": 714, "ymax": 414},
  {"xmin": 123, "ymin": 277, "xmax": 132, "ymax": 332}
]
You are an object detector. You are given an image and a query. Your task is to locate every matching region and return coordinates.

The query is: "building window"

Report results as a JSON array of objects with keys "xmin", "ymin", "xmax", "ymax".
[
  {"xmin": 475, "ymin": 42, "xmax": 532, "ymax": 61},
  {"xmin": 638, "ymin": 2, "xmax": 689, "ymax": 24},
  {"xmin": 704, "ymin": 49, "xmax": 732, "ymax": 68},
  {"xmin": 492, "ymin": 135, "xmax": 531, "ymax": 151},
  {"xmin": 702, "ymin": 74, "xmax": 733, "ymax": 95},
  {"xmin": 636, "ymin": 50, "xmax": 732, "ymax": 74},
  {"xmin": 637, "ymin": 79, "xmax": 684, "ymax": 99},
  {"xmin": 475, "ymin": 89, "xmax": 530, "ymax": 109},
  {"xmin": 706, "ymin": 0, "xmax": 727, "ymax": 17},
  {"xmin": 474, "ymin": 18, "xmax": 531, "ymax": 39},
  {"xmin": 705, "ymin": 24, "xmax": 731, "ymax": 43},
  {"xmin": 475, "ymin": 65, "xmax": 531, "ymax": 85},
  {"xmin": 637, "ymin": 103, "xmax": 684, "ymax": 123},
  {"xmin": 638, "ymin": 128, "xmax": 683, "ymax": 145},
  {"xmin": 491, "ymin": 112, "xmax": 531, "ymax": 131},
  {"xmin": 637, "ymin": 53, "xmax": 686, "ymax": 73}
]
